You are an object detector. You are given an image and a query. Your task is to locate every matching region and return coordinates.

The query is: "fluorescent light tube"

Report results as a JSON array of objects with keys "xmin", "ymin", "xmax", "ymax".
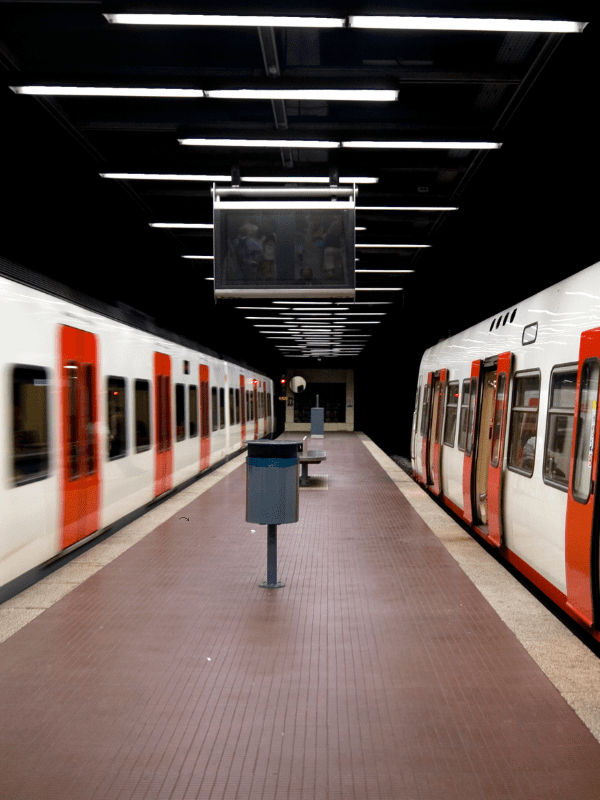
[
  {"xmin": 102, "ymin": 172, "xmax": 231, "ymax": 181},
  {"xmin": 104, "ymin": 14, "xmax": 345, "ymax": 28},
  {"xmin": 150, "ymin": 222, "xmax": 213, "ymax": 228},
  {"xmin": 183, "ymin": 255, "xmax": 213, "ymax": 259},
  {"xmin": 101, "ymin": 173, "xmax": 377, "ymax": 184},
  {"xmin": 343, "ymin": 140, "xmax": 501, "ymax": 149},
  {"xmin": 206, "ymin": 89, "xmax": 398, "ymax": 102},
  {"xmin": 357, "ymin": 205, "xmax": 458, "ymax": 211},
  {"xmin": 356, "ymin": 269, "xmax": 415, "ymax": 273},
  {"xmin": 244, "ymin": 176, "xmax": 378, "ymax": 184},
  {"xmin": 356, "ymin": 243, "xmax": 429, "ymax": 248},
  {"xmin": 356, "ymin": 287, "xmax": 403, "ymax": 291},
  {"xmin": 10, "ymin": 86, "xmax": 205, "ymax": 98},
  {"xmin": 348, "ymin": 16, "xmax": 587, "ymax": 33},
  {"xmin": 180, "ymin": 138, "xmax": 340, "ymax": 148},
  {"xmin": 215, "ymin": 201, "xmax": 354, "ymax": 210}
]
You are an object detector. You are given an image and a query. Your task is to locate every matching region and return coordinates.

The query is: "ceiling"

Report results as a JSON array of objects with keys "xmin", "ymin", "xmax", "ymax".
[{"xmin": 0, "ymin": 2, "xmax": 596, "ymax": 374}]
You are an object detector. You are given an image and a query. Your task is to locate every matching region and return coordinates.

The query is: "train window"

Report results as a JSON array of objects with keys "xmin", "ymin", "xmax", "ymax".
[
  {"xmin": 189, "ymin": 385, "xmax": 198, "ymax": 438},
  {"xmin": 510, "ymin": 309, "xmax": 517, "ymax": 323},
  {"xmin": 107, "ymin": 377, "xmax": 127, "ymax": 459},
  {"xmin": 12, "ymin": 365, "xmax": 50, "ymax": 486},
  {"xmin": 491, "ymin": 373, "xmax": 507, "ymax": 467},
  {"xmin": 573, "ymin": 359, "xmax": 600, "ymax": 504},
  {"xmin": 175, "ymin": 383, "xmax": 186, "ymax": 442},
  {"xmin": 220, "ymin": 388, "xmax": 225, "ymax": 429},
  {"xmin": 236, "ymin": 388, "xmax": 241, "ymax": 424},
  {"xmin": 443, "ymin": 381, "xmax": 459, "ymax": 447},
  {"xmin": 211, "ymin": 387, "xmax": 218, "ymax": 432},
  {"xmin": 420, "ymin": 382, "xmax": 430, "ymax": 437},
  {"xmin": 507, "ymin": 371, "xmax": 540, "ymax": 477},
  {"xmin": 465, "ymin": 377, "xmax": 479, "ymax": 456},
  {"xmin": 457, "ymin": 379, "xmax": 471, "ymax": 451},
  {"xmin": 229, "ymin": 388, "xmax": 235, "ymax": 425},
  {"xmin": 543, "ymin": 366, "xmax": 577, "ymax": 490},
  {"xmin": 135, "ymin": 380, "xmax": 151, "ymax": 452}
]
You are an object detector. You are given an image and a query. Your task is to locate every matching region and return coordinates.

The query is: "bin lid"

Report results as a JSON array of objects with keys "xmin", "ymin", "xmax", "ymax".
[{"xmin": 246, "ymin": 441, "xmax": 302, "ymax": 460}]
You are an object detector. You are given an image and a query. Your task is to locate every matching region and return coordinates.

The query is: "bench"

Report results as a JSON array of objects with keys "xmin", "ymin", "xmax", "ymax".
[{"xmin": 298, "ymin": 449, "xmax": 327, "ymax": 486}]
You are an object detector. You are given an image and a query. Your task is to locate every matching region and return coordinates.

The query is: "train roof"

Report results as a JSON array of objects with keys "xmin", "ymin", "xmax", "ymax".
[
  {"xmin": 420, "ymin": 259, "xmax": 600, "ymax": 368},
  {"xmin": 0, "ymin": 254, "xmax": 270, "ymax": 378}
]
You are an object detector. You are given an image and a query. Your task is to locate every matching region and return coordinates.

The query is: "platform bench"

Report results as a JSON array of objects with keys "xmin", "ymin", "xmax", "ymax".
[{"xmin": 298, "ymin": 450, "xmax": 327, "ymax": 486}]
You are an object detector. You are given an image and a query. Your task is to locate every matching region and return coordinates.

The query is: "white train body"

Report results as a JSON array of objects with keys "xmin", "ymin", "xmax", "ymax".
[
  {"xmin": 0, "ymin": 266, "xmax": 274, "ymax": 597},
  {"xmin": 411, "ymin": 261, "xmax": 600, "ymax": 639}
]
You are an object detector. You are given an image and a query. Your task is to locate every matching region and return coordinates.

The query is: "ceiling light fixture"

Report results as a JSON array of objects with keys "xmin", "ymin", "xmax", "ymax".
[
  {"xmin": 104, "ymin": 13, "xmax": 345, "ymax": 28},
  {"xmin": 357, "ymin": 205, "xmax": 458, "ymax": 211},
  {"xmin": 150, "ymin": 222, "xmax": 213, "ymax": 228},
  {"xmin": 10, "ymin": 86, "xmax": 206, "ymax": 98},
  {"xmin": 215, "ymin": 200, "xmax": 354, "ymax": 210},
  {"xmin": 179, "ymin": 137, "xmax": 340, "ymax": 148},
  {"xmin": 348, "ymin": 15, "xmax": 587, "ymax": 33},
  {"xmin": 356, "ymin": 243, "xmax": 429, "ymax": 248},
  {"xmin": 343, "ymin": 140, "xmax": 501, "ymax": 149},
  {"xmin": 356, "ymin": 269, "xmax": 415, "ymax": 273},
  {"xmin": 205, "ymin": 89, "xmax": 398, "ymax": 102}
]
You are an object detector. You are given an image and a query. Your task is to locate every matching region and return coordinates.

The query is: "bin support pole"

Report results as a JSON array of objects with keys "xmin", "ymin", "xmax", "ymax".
[{"xmin": 260, "ymin": 524, "xmax": 285, "ymax": 589}]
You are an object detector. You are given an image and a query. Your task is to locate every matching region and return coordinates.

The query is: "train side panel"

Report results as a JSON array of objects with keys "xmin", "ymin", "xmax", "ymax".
[
  {"xmin": 411, "ymin": 264, "xmax": 600, "ymax": 617},
  {"xmin": 0, "ymin": 272, "xmax": 274, "ymax": 595}
]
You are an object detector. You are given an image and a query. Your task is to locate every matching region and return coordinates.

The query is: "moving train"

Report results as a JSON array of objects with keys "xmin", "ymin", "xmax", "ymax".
[
  {"xmin": 0, "ymin": 257, "xmax": 274, "ymax": 599},
  {"xmin": 411, "ymin": 259, "xmax": 600, "ymax": 642}
]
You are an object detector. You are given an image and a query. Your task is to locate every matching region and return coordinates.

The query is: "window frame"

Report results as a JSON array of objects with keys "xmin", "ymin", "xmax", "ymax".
[
  {"xmin": 507, "ymin": 369, "xmax": 541, "ymax": 478},
  {"xmin": 134, "ymin": 378, "xmax": 151, "ymax": 453},
  {"xmin": 542, "ymin": 363, "xmax": 577, "ymax": 492},
  {"xmin": 107, "ymin": 375, "xmax": 127, "ymax": 460},
  {"xmin": 11, "ymin": 364, "xmax": 51, "ymax": 486},
  {"xmin": 443, "ymin": 380, "xmax": 459, "ymax": 447}
]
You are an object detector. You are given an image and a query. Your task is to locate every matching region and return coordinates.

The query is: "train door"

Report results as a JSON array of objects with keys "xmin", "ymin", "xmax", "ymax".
[
  {"xmin": 565, "ymin": 328, "xmax": 600, "ymax": 627},
  {"xmin": 240, "ymin": 374, "xmax": 246, "ymax": 445},
  {"xmin": 462, "ymin": 360, "xmax": 482, "ymax": 523},
  {"xmin": 473, "ymin": 365, "xmax": 497, "ymax": 527},
  {"xmin": 200, "ymin": 364, "xmax": 210, "ymax": 471},
  {"xmin": 420, "ymin": 372, "xmax": 433, "ymax": 484},
  {"xmin": 487, "ymin": 352, "xmax": 513, "ymax": 546},
  {"xmin": 427, "ymin": 369, "xmax": 447, "ymax": 496},
  {"xmin": 59, "ymin": 325, "xmax": 100, "ymax": 549},
  {"xmin": 154, "ymin": 352, "xmax": 173, "ymax": 497}
]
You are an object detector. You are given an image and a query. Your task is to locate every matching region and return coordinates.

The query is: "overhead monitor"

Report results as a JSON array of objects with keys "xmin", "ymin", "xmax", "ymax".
[{"xmin": 213, "ymin": 186, "xmax": 356, "ymax": 299}]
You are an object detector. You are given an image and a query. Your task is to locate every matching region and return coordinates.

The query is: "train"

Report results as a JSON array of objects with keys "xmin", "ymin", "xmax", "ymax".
[
  {"xmin": 411, "ymin": 259, "xmax": 600, "ymax": 642},
  {"xmin": 0, "ymin": 257, "xmax": 275, "ymax": 599}
]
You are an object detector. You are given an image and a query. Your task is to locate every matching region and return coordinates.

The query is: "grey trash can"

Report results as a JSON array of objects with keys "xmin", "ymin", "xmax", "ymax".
[{"xmin": 246, "ymin": 441, "xmax": 300, "ymax": 525}]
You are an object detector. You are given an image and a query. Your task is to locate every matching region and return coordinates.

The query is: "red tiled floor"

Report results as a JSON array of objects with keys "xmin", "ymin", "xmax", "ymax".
[{"xmin": 1, "ymin": 432, "xmax": 600, "ymax": 799}]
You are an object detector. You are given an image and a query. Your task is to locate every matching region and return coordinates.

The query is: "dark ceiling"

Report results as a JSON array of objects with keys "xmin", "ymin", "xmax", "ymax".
[{"xmin": 0, "ymin": 3, "xmax": 597, "ymax": 446}]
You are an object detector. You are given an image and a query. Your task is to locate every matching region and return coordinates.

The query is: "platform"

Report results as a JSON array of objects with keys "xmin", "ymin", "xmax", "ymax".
[{"xmin": 1, "ymin": 431, "xmax": 600, "ymax": 800}]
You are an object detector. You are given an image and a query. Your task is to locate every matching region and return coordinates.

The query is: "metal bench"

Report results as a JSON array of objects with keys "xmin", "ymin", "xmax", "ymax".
[{"xmin": 298, "ymin": 449, "xmax": 327, "ymax": 486}]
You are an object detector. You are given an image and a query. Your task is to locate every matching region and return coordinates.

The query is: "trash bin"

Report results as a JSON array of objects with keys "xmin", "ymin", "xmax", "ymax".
[{"xmin": 246, "ymin": 440, "xmax": 300, "ymax": 525}]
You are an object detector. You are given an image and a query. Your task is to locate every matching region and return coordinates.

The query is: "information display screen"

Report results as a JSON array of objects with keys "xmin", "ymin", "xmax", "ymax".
[{"xmin": 213, "ymin": 205, "xmax": 355, "ymax": 299}]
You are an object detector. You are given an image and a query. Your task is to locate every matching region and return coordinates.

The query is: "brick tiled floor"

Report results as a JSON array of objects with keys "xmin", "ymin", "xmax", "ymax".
[{"xmin": 1, "ymin": 432, "xmax": 600, "ymax": 799}]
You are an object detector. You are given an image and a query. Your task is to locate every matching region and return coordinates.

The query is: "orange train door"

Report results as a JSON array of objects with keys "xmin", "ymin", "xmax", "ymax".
[
  {"xmin": 154, "ymin": 352, "xmax": 173, "ymax": 497},
  {"xmin": 487, "ymin": 352, "xmax": 513, "ymax": 547},
  {"xmin": 59, "ymin": 325, "xmax": 100, "ymax": 549},
  {"xmin": 200, "ymin": 364, "xmax": 210, "ymax": 471},
  {"xmin": 462, "ymin": 359, "xmax": 483, "ymax": 524},
  {"xmin": 240, "ymin": 374, "xmax": 246, "ymax": 445},
  {"xmin": 565, "ymin": 328, "xmax": 600, "ymax": 627}
]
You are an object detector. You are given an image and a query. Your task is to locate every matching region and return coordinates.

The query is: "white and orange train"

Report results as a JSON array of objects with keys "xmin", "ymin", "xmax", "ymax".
[
  {"xmin": 0, "ymin": 258, "xmax": 274, "ymax": 599},
  {"xmin": 412, "ymin": 260, "xmax": 600, "ymax": 642}
]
